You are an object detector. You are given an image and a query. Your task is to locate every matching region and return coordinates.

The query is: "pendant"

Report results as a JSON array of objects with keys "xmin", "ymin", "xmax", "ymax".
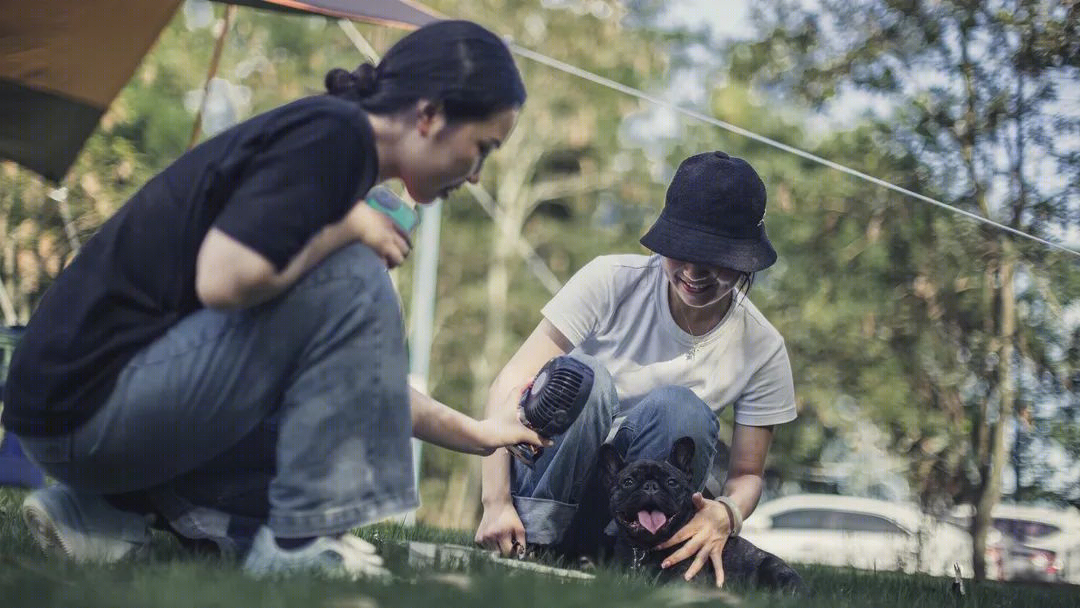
[{"xmin": 686, "ymin": 342, "xmax": 700, "ymax": 361}]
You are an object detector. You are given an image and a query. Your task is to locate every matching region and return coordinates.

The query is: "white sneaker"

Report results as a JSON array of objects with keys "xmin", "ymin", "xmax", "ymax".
[
  {"xmin": 21, "ymin": 484, "xmax": 149, "ymax": 563},
  {"xmin": 242, "ymin": 526, "xmax": 390, "ymax": 580}
]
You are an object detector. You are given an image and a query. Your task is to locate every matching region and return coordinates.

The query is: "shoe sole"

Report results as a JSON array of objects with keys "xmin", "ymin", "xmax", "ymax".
[{"xmin": 22, "ymin": 498, "xmax": 78, "ymax": 560}]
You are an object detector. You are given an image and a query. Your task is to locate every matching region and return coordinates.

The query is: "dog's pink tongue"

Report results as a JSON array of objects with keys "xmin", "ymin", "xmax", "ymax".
[{"xmin": 637, "ymin": 510, "xmax": 668, "ymax": 534}]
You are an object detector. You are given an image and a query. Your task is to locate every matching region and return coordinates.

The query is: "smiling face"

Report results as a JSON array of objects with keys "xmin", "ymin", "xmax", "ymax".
[
  {"xmin": 660, "ymin": 257, "xmax": 742, "ymax": 309},
  {"xmin": 399, "ymin": 105, "xmax": 518, "ymax": 204}
]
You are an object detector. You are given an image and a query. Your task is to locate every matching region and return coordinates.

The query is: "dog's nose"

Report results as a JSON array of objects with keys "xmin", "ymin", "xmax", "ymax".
[{"xmin": 642, "ymin": 480, "xmax": 659, "ymax": 494}]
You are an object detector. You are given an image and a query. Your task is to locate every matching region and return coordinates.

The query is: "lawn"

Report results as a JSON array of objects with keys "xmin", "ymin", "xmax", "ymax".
[{"xmin": 2, "ymin": 488, "xmax": 1077, "ymax": 608}]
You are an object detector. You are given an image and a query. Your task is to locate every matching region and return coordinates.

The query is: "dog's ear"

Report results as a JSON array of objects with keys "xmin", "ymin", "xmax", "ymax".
[
  {"xmin": 667, "ymin": 437, "xmax": 695, "ymax": 477},
  {"xmin": 598, "ymin": 443, "xmax": 625, "ymax": 491}
]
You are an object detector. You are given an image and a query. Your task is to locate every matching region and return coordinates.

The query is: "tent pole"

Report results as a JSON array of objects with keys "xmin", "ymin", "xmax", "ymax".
[{"xmin": 188, "ymin": 5, "xmax": 236, "ymax": 149}]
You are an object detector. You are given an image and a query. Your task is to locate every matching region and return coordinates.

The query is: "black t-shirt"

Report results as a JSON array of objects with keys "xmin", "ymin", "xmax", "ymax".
[{"xmin": 2, "ymin": 95, "xmax": 379, "ymax": 436}]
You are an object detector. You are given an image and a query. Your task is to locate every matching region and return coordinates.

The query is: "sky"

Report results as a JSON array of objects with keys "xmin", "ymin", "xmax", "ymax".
[{"xmin": 662, "ymin": 0, "xmax": 752, "ymax": 40}]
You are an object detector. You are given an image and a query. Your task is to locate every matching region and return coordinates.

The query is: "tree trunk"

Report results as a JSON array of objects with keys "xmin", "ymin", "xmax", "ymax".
[{"xmin": 971, "ymin": 243, "xmax": 1015, "ymax": 581}]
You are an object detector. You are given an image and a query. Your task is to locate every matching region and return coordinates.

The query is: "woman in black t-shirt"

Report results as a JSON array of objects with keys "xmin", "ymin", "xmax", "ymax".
[{"xmin": 9, "ymin": 20, "xmax": 541, "ymax": 578}]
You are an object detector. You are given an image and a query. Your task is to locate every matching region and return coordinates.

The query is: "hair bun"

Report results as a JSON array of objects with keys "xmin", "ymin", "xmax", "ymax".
[
  {"xmin": 353, "ymin": 63, "xmax": 378, "ymax": 95},
  {"xmin": 324, "ymin": 64, "xmax": 378, "ymax": 98},
  {"xmin": 324, "ymin": 68, "xmax": 355, "ymax": 95}
]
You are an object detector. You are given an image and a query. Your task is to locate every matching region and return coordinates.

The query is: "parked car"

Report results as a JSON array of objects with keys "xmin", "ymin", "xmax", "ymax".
[
  {"xmin": 741, "ymin": 494, "xmax": 991, "ymax": 578},
  {"xmin": 950, "ymin": 503, "xmax": 1080, "ymax": 583}
]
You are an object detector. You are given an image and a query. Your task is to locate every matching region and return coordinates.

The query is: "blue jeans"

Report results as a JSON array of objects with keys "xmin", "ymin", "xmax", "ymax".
[
  {"xmin": 20, "ymin": 243, "xmax": 417, "ymax": 547},
  {"xmin": 511, "ymin": 353, "xmax": 719, "ymax": 550}
]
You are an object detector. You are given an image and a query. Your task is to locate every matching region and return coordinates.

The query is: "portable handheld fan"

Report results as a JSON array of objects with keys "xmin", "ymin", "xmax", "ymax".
[
  {"xmin": 366, "ymin": 185, "xmax": 419, "ymax": 234},
  {"xmin": 506, "ymin": 355, "xmax": 595, "ymax": 467}
]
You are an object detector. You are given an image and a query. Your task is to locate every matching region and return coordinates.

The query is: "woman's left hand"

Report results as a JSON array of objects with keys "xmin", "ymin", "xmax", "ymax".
[
  {"xmin": 655, "ymin": 493, "xmax": 731, "ymax": 587},
  {"xmin": 343, "ymin": 199, "xmax": 412, "ymax": 268}
]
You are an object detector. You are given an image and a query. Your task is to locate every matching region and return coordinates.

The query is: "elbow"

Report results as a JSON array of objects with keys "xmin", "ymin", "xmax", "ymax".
[
  {"xmin": 486, "ymin": 365, "xmax": 535, "ymax": 417},
  {"xmin": 196, "ymin": 278, "xmax": 244, "ymax": 310},
  {"xmin": 196, "ymin": 266, "xmax": 275, "ymax": 310},
  {"xmin": 485, "ymin": 375, "xmax": 517, "ymax": 415},
  {"xmin": 195, "ymin": 229, "xmax": 280, "ymax": 310}
]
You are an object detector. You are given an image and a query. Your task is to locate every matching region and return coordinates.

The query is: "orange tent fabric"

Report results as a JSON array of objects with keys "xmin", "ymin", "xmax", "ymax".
[{"xmin": 0, "ymin": 0, "xmax": 439, "ymax": 181}]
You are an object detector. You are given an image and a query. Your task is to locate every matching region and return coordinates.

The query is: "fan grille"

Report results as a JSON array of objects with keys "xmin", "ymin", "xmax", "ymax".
[{"xmin": 527, "ymin": 368, "xmax": 585, "ymax": 432}]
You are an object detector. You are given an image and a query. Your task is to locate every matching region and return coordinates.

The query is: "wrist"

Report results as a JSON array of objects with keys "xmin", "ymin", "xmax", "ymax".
[
  {"xmin": 482, "ymin": 493, "xmax": 514, "ymax": 509},
  {"xmin": 471, "ymin": 417, "xmax": 497, "ymax": 450},
  {"xmin": 714, "ymin": 495, "xmax": 743, "ymax": 537}
]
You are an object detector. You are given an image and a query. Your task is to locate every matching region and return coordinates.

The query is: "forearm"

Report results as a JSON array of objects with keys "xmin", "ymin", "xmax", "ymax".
[
  {"xmin": 719, "ymin": 422, "xmax": 775, "ymax": 524},
  {"xmin": 247, "ymin": 222, "xmax": 357, "ymax": 307},
  {"xmin": 480, "ymin": 377, "xmax": 520, "ymax": 506},
  {"xmin": 409, "ymin": 386, "xmax": 487, "ymax": 455},
  {"xmin": 479, "ymin": 319, "xmax": 573, "ymax": 508},
  {"xmin": 720, "ymin": 472, "xmax": 765, "ymax": 522},
  {"xmin": 197, "ymin": 221, "xmax": 358, "ymax": 310}
]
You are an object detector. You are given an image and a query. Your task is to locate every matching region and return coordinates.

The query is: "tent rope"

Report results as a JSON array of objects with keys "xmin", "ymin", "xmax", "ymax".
[{"xmin": 507, "ymin": 42, "xmax": 1080, "ymax": 259}]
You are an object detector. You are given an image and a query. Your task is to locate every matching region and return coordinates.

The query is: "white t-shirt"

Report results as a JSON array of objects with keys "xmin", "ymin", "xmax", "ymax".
[{"xmin": 541, "ymin": 254, "xmax": 796, "ymax": 427}]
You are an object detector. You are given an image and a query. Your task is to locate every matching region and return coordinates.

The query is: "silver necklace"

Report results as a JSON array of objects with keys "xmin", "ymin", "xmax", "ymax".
[{"xmin": 674, "ymin": 302, "xmax": 708, "ymax": 361}]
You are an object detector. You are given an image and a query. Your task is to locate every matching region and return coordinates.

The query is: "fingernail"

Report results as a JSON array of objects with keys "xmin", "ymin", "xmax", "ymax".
[{"xmin": 661, "ymin": 561, "xmax": 669, "ymax": 569}]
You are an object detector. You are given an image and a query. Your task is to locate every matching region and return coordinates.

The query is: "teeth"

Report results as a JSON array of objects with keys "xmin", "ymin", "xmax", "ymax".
[{"xmin": 682, "ymin": 278, "xmax": 712, "ymax": 290}]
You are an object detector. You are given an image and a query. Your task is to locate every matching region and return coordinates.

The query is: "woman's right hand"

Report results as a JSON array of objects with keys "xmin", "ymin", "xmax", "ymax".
[
  {"xmin": 475, "ymin": 499, "xmax": 527, "ymax": 557},
  {"xmin": 344, "ymin": 199, "xmax": 412, "ymax": 268}
]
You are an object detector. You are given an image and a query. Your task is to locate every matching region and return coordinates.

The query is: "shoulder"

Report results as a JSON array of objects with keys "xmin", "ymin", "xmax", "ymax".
[
  {"xmin": 735, "ymin": 296, "xmax": 786, "ymax": 351},
  {"xmin": 262, "ymin": 96, "xmax": 373, "ymax": 142},
  {"xmin": 581, "ymin": 254, "xmax": 659, "ymax": 285}
]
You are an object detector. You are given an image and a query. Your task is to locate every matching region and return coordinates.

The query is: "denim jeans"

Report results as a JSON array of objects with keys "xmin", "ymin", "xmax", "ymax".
[
  {"xmin": 20, "ymin": 243, "xmax": 417, "ymax": 546},
  {"xmin": 510, "ymin": 353, "xmax": 720, "ymax": 550}
]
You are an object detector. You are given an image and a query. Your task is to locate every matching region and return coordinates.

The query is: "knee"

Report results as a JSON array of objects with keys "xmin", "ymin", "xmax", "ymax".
[
  {"xmin": 566, "ymin": 352, "xmax": 615, "ymax": 393},
  {"xmin": 565, "ymin": 352, "xmax": 617, "ymax": 419},
  {"xmin": 274, "ymin": 243, "xmax": 401, "ymax": 343},
  {"xmin": 297, "ymin": 244, "xmax": 397, "ymax": 308},
  {"xmin": 317, "ymin": 243, "xmax": 387, "ymax": 284},
  {"xmin": 635, "ymin": 386, "xmax": 718, "ymax": 438}
]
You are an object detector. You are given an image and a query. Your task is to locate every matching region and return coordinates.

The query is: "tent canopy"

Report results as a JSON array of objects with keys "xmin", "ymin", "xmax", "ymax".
[{"xmin": 0, "ymin": 0, "xmax": 438, "ymax": 182}]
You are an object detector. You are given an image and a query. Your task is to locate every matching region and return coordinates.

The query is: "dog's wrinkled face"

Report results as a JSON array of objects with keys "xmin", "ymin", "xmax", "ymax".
[{"xmin": 599, "ymin": 437, "xmax": 696, "ymax": 547}]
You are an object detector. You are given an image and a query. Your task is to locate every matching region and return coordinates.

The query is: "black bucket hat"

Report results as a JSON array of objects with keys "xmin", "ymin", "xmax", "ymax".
[{"xmin": 640, "ymin": 151, "xmax": 777, "ymax": 273}]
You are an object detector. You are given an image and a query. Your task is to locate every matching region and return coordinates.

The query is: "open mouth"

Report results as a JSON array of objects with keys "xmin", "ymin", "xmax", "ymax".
[
  {"xmin": 677, "ymin": 276, "xmax": 716, "ymax": 295},
  {"xmin": 616, "ymin": 504, "xmax": 675, "ymax": 536}
]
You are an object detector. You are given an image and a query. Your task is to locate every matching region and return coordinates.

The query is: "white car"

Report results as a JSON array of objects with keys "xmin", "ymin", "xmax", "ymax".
[
  {"xmin": 741, "ymin": 494, "xmax": 981, "ymax": 578},
  {"xmin": 951, "ymin": 503, "xmax": 1080, "ymax": 583}
]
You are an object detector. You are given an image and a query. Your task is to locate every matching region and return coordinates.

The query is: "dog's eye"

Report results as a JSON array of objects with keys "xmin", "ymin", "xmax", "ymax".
[
  {"xmin": 666, "ymin": 478, "xmax": 679, "ymax": 487},
  {"xmin": 621, "ymin": 478, "xmax": 635, "ymax": 488}
]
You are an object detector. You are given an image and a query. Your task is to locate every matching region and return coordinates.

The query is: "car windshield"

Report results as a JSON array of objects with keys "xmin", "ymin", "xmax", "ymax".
[
  {"xmin": 993, "ymin": 518, "xmax": 1060, "ymax": 540},
  {"xmin": 772, "ymin": 509, "xmax": 907, "ymax": 534}
]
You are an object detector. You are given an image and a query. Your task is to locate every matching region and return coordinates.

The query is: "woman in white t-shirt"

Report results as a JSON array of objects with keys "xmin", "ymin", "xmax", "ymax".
[{"xmin": 476, "ymin": 152, "xmax": 796, "ymax": 587}]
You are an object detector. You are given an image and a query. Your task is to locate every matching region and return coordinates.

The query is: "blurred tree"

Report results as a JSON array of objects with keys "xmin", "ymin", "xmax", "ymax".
[{"xmin": 732, "ymin": 0, "xmax": 1080, "ymax": 580}]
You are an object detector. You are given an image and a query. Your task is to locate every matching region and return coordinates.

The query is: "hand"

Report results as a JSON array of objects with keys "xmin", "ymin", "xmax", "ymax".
[
  {"xmin": 344, "ymin": 200, "xmax": 412, "ymax": 268},
  {"xmin": 473, "ymin": 381, "xmax": 550, "ymax": 455},
  {"xmin": 656, "ymin": 493, "xmax": 732, "ymax": 587},
  {"xmin": 476, "ymin": 499, "xmax": 528, "ymax": 557},
  {"xmin": 473, "ymin": 416, "xmax": 551, "ymax": 456}
]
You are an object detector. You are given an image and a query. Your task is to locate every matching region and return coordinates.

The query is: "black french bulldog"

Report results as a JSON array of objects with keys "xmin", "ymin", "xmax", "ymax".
[{"xmin": 598, "ymin": 437, "xmax": 803, "ymax": 593}]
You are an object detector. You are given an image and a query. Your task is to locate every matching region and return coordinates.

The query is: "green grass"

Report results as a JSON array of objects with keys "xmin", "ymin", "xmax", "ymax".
[{"xmin": 2, "ymin": 488, "xmax": 1077, "ymax": 608}]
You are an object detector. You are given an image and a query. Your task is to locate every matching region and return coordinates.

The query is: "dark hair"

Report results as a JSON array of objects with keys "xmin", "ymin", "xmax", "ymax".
[
  {"xmin": 325, "ymin": 20, "xmax": 526, "ymax": 122},
  {"xmin": 735, "ymin": 272, "xmax": 755, "ymax": 305}
]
